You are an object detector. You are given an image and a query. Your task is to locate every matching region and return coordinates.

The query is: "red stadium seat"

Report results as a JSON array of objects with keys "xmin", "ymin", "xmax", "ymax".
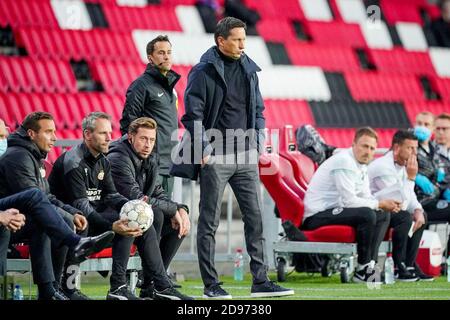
[
  {"xmin": 369, "ymin": 48, "xmax": 436, "ymax": 77},
  {"xmin": 259, "ymin": 131, "xmax": 356, "ymax": 241},
  {"xmin": 245, "ymin": 0, "xmax": 304, "ymax": 20},
  {"xmin": 278, "ymin": 125, "xmax": 316, "ymax": 189},
  {"xmin": 264, "ymin": 99, "xmax": 314, "ymax": 129},
  {"xmin": 432, "ymin": 77, "xmax": 450, "ymax": 103},
  {"xmin": 380, "ymin": 0, "xmax": 424, "ymax": 25},
  {"xmin": 286, "ymin": 43, "xmax": 361, "ymax": 72},
  {"xmin": 344, "ymin": 72, "xmax": 425, "ymax": 102},
  {"xmin": 305, "ymin": 21, "xmax": 366, "ymax": 48},
  {"xmin": 256, "ymin": 19, "xmax": 298, "ymax": 43}
]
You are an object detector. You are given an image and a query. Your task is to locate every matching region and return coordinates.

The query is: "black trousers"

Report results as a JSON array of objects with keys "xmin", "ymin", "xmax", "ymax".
[
  {"xmin": 303, "ymin": 207, "xmax": 390, "ymax": 265},
  {"xmin": 152, "ymin": 207, "xmax": 184, "ymax": 271},
  {"xmin": 0, "ymin": 189, "xmax": 80, "ymax": 284},
  {"xmin": 389, "ymin": 210, "xmax": 427, "ymax": 267},
  {"xmin": 85, "ymin": 207, "xmax": 172, "ymax": 291},
  {"xmin": 423, "ymin": 201, "xmax": 450, "ymax": 255}
]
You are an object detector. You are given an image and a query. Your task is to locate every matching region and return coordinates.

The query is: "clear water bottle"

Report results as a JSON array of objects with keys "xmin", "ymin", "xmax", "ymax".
[
  {"xmin": 13, "ymin": 284, "xmax": 24, "ymax": 300},
  {"xmin": 234, "ymin": 248, "xmax": 244, "ymax": 281},
  {"xmin": 447, "ymin": 256, "xmax": 450, "ymax": 282},
  {"xmin": 384, "ymin": 255, "xmax": 395, "ymax": 285}
]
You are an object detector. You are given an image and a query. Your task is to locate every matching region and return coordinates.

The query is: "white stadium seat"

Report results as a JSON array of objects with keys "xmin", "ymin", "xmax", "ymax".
[
  {"xmin": 396, "ymin": 22, "xmax": 428, "ymax": 52},
  {"xmin": 258, "ymin": 66, "xmax": 331, "ymax": 101},
  {"xmin": 429, "ymin": 47, "xmax": 450, "ymax": 78},
  {"xmin": 50, "ymin": 0, "xmax": 92, "ymax": 30},
  {"xmin": 299, "ymin": 0, "xmax": 333, "ymax": 22},
  {"xmin": 336, "ymin": 0, "xmax": 368, "ymax": 24},
  {"xmin": 116, "ymin": 0, "xmax": 147, "ymax": 6},
  {"xmin": 175, "ymin": 5, "xmax": 206, "ymax": 34},
  {"xmin": 360, "ymin": 21, "xmax": 393, "ymax": 49}
]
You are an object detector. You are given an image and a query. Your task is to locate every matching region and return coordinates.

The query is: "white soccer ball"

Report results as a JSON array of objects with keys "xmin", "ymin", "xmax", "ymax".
[{"xmin": 120, "ymin": 200, "xmax": 153, "ymax": 232}]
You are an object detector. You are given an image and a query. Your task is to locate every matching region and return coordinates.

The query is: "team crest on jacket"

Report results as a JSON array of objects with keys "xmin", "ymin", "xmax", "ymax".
[{"xmin": 98, "ymin": 170, "xmax": 105, "ymax": 181}]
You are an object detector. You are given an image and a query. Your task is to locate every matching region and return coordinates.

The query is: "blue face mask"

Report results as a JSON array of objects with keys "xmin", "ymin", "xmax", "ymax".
[
  {"xmin": 414, "ymin": 126, "xmax": 431, "ymax": 143},
  {"xmin": 0, "ymin": 139, "xmax": 7, "ymax": 156}
]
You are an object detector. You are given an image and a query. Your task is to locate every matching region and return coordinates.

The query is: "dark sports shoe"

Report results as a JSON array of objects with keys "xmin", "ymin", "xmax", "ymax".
[
  {"xmin": 408, "ymin": 264, "xmax": 434, "ymax": 282},
  {"xmin": 203, "ymin": 283, "xmax": 232, "ymax": 299},
  {"xmin": 73, "ymin": 231, "xmax": 115, "ymax": 264},
  {"xmin": 250, "ymin": 281, "xmax": 294, "ymax": 298},
  {"xmin": 63, "ymin": 288, "xmax": 91, "ymax": 300},
  {"xmin": 154, "ymin": 287, "xmax": 194, "ymax": 300},
  {"xmin": 38, "ymin": 288, "xmax": 69, "ymax": 300},
  {"xmin": 395, "ymin": 263, "xmax": 419, "ymax": 282},
  {"xmin": 139, "ymin": 283, "xmax": 154, "ymax": 300},
  {"xmin": 106, "ymin": 285, "xmax": 143, "ymax": 300},
  {"xmin": 353, "ymin": 262, "xmax": 383, "ymax": 284}
]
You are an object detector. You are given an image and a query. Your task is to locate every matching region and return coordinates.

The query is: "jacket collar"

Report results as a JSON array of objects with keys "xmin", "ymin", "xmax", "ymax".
[
  {"xmin": 144, "ymin": 64, "xmax": 181, "ymax": 91},
  {"xmin": 8, "ymin": 126, "xmax": 47, "ymax": 160},
  {"xmin": 200, "ymin": 46, "xmax": 261, "ymax": 79},
  {"xmin": 109, "ymin": 135, "xmax": 154, "ymax": 170},
  {"xmin": 80, "ymin": 142, "xmax": 105, "ymax": 162}
]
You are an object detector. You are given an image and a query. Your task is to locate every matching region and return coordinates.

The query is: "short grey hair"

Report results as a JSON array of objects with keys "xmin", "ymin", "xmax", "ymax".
[{"xmin": 82, "ymin": 112, "xmax": 111, "ymax": 132}]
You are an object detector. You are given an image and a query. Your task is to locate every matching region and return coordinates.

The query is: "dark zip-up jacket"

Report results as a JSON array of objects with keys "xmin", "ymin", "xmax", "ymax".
[
  {"xmin": 120, "ymin": 64, "xmax": 181, "ymax": 175},
  {"xmin": 0, "ymin": 127, "xmax": 79, "ymax": 220},
  {"xmin": 48, "ymin": 143, "xmax": 128, "ymax": 232},
  {"xmin": 170, "ymin": 46, "xmax": 265, "ymax": 180},
  {"xmin": 107, "ymin": 136, "xmax": 188, "ymax": 218}
]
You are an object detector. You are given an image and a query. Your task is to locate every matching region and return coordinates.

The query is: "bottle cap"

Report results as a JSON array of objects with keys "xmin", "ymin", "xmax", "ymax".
[
  {"xmin": 236, "ymin": 248, "xmax": 243, "ymax": 253},
  {"xmin": 15, "ymin": 285, "xmax": 20, "ymax": 288}
]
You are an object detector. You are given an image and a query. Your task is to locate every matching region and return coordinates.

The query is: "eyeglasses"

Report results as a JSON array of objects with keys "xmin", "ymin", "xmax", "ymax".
[{"xmin": 436, "ymin": 127, "xmax": 450, "ymax": 132}]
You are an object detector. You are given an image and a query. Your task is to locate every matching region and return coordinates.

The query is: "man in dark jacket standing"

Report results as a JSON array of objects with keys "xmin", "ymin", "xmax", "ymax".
[
  {"xmin": 120, "ymin": 35, "xmax": 180, "ymax": 198},
  {"xmin": 0, "ymin": 112, "xmax": 94, "ymax": 299},
  {"xmin": 172, "ymin": 17, "xmax": 293, "ymax": 298},
  {"xmin": 108, "ymin": 117, "xmax": 192, "ymax": 300}
]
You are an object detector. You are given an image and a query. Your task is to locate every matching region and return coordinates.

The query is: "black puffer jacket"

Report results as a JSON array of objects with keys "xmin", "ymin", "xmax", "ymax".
[
  {"xmin": 120, "ymin": 64, "xmax": 181, "ymax": 175},
  {"xmin": 107, "ymin": 136, "xmax": 188, "ymax": 219},
  {"xmin": 0, "ymin": 127, "xmax": 79, "ymax": 219}
]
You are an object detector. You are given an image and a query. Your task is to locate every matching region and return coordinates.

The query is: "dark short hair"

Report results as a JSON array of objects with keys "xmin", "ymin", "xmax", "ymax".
[
  {"xmin": 391, "ymin": 129, "xmax": 418, "ymax": 148},
  {"xmin": 146, "ymin": 35, "xmax": 171, "ymax": 55},
  {"xmin": 436, "ymin": 113, "xmax": 450, "ymax": 122},
  {"xmin": 354, "ymin": 127, "xmax": 378, "ymax": 143},
  {"xmin": 214, "ymin": 17, "xmax": 246, "ymax": 46},
  {"xmin": 128, "ymin": 117, "xmax": 157, "ymax": 136},
  {"xmin": 22, "ymin": 112, "xmax": 54, "ymax": 132}
]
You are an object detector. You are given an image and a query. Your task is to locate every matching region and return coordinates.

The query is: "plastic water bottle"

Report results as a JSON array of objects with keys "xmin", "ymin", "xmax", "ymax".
[
  {"xmin": 447, "ymin": 256, "xmax": 450, "ymax": 282},
  {"xmin": 384, "ymin": 256, "xmax": 395, "ymax": 284},
  {"xmin": 234, "ymin": 248, "xmax": 244, "ymax": 281},
  {"xmin": 13, "ymin": 285, "xmax": 24, "ymax": 300}
]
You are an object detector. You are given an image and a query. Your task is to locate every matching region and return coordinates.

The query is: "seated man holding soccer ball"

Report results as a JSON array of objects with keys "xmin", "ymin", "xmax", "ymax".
[
  {"xmin": 49, "ymin": 112, "xmax": 192, "ymax": 300},
  {"xmin": 107, "ymin": 117, "xmax": 191, "ymax": 299}
]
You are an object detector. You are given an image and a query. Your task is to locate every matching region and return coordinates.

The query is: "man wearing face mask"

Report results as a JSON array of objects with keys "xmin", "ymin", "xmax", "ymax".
[
  {"xmin": 0, "ymin": 119, "xmax": 8, "ymax": 155},
  {"xmin": 413, "ymin": 112, "xmax": 442, "ymax": 204},
  {"xmin": 423, "ymin": 113, "xmax": 450, "ymax": 258}
]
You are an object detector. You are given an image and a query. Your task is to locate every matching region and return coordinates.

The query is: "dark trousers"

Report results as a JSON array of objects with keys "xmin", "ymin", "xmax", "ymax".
[
  {"xmin": 152, "ymin": 208, "xmax": 184, "ymax": 271},
  {"xmin": 90, "ymin": 208, "xmax": 171, "ymax": 291},
  {"xmin": 156, "ymin": 174, "xmax": 183, "ymax": 270},
  {"xmin": 423, "ymin": 201, "xmax": 450, "ymax": 255},
  {"xmin": 0, "ymin": 189, "xmax": 80, "ymax": 285},
  {"xmin": 198, "ymin": 152, "xmax": 268, "ymax": 286},
  {"xmin": 302, "ymin": 207, "xmax": 390, "ymax": 265},
  {"xmin": 389, "ymin": 210, "xmax": 427, "ymax": 267}
]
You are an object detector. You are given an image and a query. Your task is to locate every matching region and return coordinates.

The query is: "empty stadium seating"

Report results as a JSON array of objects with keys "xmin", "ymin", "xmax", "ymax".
[{"xmin": 0, "ymin": 0, "xmax": 449, "ymax": 159}]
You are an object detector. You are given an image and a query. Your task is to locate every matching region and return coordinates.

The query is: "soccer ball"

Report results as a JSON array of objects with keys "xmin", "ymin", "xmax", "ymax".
[{"xmin": 120, "ymin": 200, "xmax": 153, "ymax": 232}]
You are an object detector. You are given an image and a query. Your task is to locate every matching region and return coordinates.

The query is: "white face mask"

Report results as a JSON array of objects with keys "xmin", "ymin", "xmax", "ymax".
[{"xmin": 0, "ymin": 139, "xmax": 7, "ymax": 156}]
